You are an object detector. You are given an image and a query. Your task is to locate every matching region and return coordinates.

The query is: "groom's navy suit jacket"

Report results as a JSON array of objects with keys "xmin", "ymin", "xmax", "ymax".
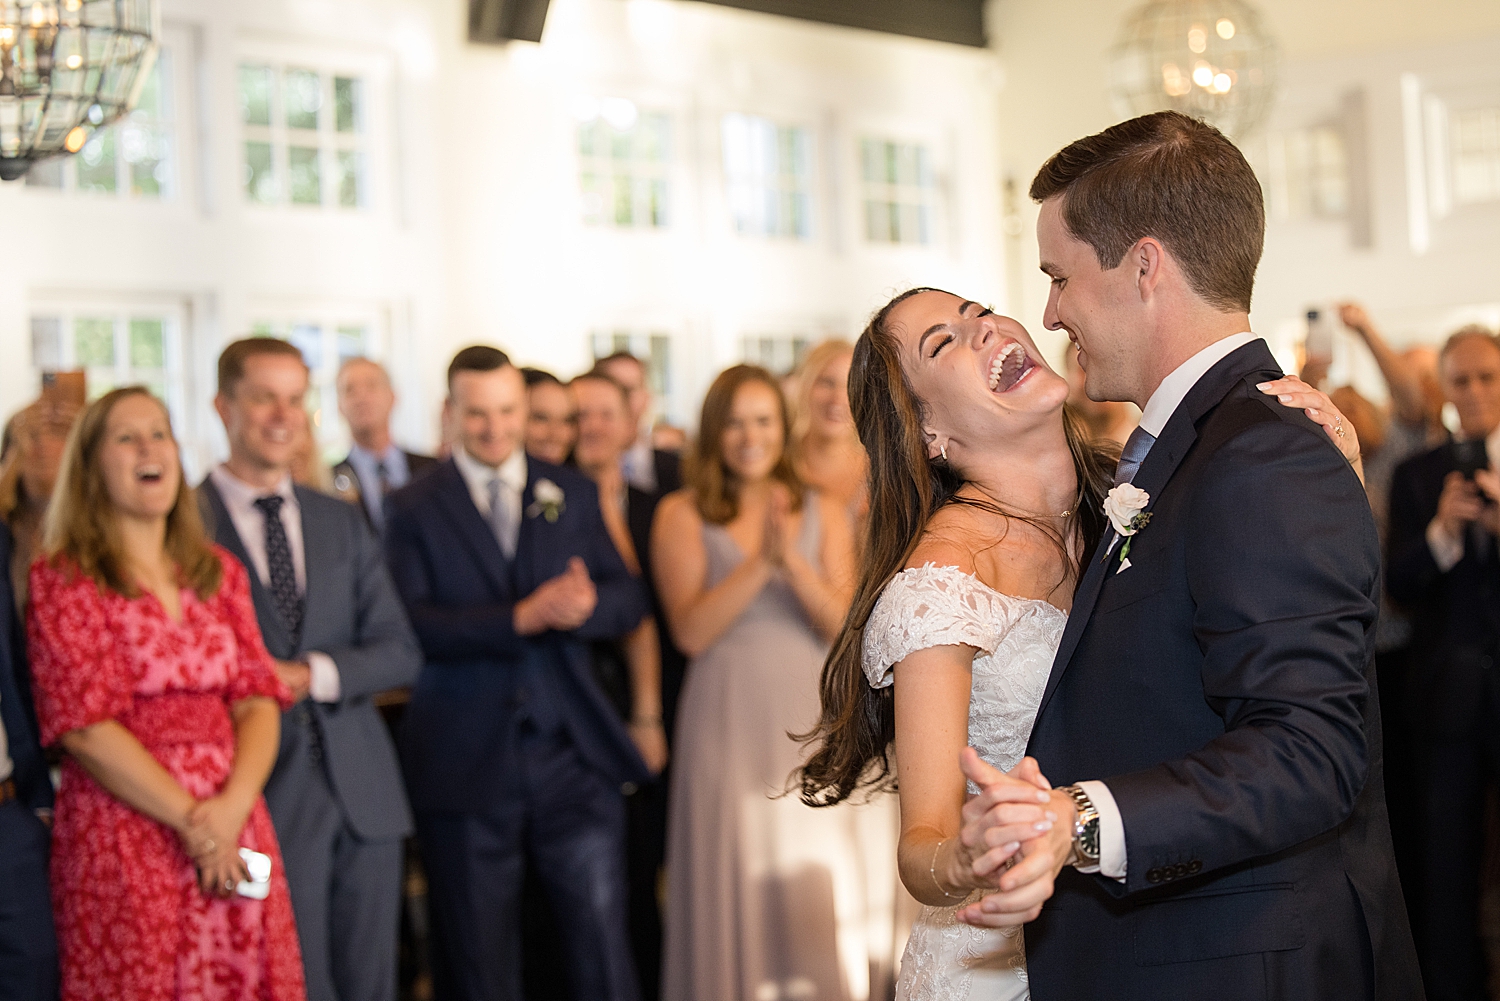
[
  {"xmin": 384, "ymin": 456, "xmax": 651, "ymax": 813},
  {"xmin": 1025, "ymin": 341, "xmax": 1422, "ymax": 1000}
]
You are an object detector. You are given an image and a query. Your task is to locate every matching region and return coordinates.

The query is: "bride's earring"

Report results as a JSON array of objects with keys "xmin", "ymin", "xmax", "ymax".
[{"xmin": 940, "ymin": 442, "xmax": 948, "ymax": 462}]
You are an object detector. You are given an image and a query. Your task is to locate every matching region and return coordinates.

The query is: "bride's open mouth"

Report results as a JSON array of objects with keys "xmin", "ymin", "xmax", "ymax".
[{"xmin": 987, "ymin": 340, "xmax": 1036, "ymax": 394}]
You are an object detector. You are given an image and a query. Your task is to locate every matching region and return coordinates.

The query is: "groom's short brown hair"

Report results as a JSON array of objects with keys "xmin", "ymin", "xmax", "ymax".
[{"xmin": 1030, "ymin": 111, "xmax": 1264, "ymax": 314}]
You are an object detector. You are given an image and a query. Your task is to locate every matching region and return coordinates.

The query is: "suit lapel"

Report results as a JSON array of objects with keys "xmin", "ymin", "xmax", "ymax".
[
  {"xmin": 197, "ymin": 478, "xmax": 294, "ymax": 656},
  {"xmin": 1036, "ymin": 340, "xmax": 1283, "ymax": 719},
  {"xmin": 432, "ymin": 461, "xmax": 513, "ymax": 598},
  {"xmin": 512, "ymin": 468, "xmax": 544, "ymax": 598},
  {"xmin": 295, "ymin": 485, "xmax": 333, "ymax": 651}
]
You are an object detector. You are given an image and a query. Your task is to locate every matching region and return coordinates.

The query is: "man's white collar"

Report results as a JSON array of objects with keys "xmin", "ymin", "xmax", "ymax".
[{"xmin": 1137, "ymin": 333, "xmax": 1262, "ymax": 438}]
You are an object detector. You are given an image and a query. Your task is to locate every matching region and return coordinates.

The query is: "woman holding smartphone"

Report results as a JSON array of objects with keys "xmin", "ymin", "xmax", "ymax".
[{"xmin": 27, "ymin": 387, "xmax": 305, "ymax": 1001}]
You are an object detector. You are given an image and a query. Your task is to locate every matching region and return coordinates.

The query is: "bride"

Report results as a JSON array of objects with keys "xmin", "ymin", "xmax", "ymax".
[{"xmin": 797, "ymin": 288, "xmax": 1359, "ymax": 999}]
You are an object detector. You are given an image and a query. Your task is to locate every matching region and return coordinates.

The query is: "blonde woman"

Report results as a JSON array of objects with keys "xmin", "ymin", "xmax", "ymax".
[
  {"xmin": 790, "ymin": 340, "xmax": 867, "ymax": 512},
  {"xmin": 27, "ymin": 387, "xmax": 304, "ymax": 1001}
]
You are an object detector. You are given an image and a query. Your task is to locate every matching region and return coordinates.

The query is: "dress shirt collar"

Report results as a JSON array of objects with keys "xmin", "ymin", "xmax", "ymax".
[
  {"xmin": 349, "ymin": 441, "xmax": 404, "ymax": 476},
  {"xmin": 452, "ymin": 445, "xmax": 527, "ymax": 511},
  {"xmin": 210, "ymin": 464, "xmax": 298, "ymax": 514},
  {"xmin": 1137, "ymin": 332, "xmax": 1262, "ymax": 438}
]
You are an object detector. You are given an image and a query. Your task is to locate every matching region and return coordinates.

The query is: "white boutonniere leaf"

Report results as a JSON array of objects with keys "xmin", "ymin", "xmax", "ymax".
[
  {"xmin": 527, "ymin": 479, "xmax": 566, "ymax": 523},
  {"xmin": 1102, "ymin": 483, "xmax": 1152, "ymax": 564}
]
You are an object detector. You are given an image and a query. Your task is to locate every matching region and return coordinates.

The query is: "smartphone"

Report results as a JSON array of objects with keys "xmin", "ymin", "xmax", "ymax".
[
  {"xmin": 1305, "ymin": 308, "xmax": 1334, "ymax": 362},
  {"xmin": 236, "ymin": 848, "xmax": 272, "ymax": 900},
  {"xmin": 1452, "ymin": 440, "xmax": 1489, "ymax": 480}
]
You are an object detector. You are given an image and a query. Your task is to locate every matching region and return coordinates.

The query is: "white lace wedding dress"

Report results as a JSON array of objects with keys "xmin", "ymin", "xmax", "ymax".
[{"xmin": 862, "ymin": 564, "xmax": 1067, "ymax": 1001}]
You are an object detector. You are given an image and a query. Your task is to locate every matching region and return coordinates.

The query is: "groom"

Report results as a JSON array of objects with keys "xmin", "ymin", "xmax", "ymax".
[{"xmin": 961, "ymin": 112, "xmax": 1423, "ymax": 999}]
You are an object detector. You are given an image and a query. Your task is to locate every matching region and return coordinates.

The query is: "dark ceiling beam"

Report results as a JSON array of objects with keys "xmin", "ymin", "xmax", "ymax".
[
  {"xmin": 468, "ymin": 0, "xmax": 552, "ymax": 44},
  {"xmin": 686, "ymin": 0, "xmax": 987, "ymax": 48}
]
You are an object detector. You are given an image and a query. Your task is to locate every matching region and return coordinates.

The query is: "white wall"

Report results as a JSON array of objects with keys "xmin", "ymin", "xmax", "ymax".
[
  {"xmin": 0, "ymin": 0, "xmax": 1011, "ymax": 471},
  {"xmin": 989, "ymin": 0, "xmax": 1500, "ymax": 400}
]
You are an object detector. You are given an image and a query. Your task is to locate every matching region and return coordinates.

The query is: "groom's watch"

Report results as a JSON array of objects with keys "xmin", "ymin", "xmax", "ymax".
[{"xmin": 1061, "ymin": 784, "xmax": 1101, "ymax": 870}]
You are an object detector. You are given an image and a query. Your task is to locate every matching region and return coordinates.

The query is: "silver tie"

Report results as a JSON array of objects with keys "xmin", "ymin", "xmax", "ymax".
[
  {"xmin": 1113, "ymin": 426, "xmax": 1157, "ymax": 487},
  {"xmin": 487, "ymin": 476, "xmax": 517, "ymax": 559}
]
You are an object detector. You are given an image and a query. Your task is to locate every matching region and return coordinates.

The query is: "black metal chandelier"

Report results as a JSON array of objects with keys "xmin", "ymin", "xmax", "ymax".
[{"xmin": 0, "ymin": 0, "xmax": 157, "ymax": 181}]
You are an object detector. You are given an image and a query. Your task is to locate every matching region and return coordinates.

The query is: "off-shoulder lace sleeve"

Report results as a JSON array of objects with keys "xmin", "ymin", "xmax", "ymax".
[{"xmin": 861, "ymin": 564, "xmax": 1022, "ymax": 689}]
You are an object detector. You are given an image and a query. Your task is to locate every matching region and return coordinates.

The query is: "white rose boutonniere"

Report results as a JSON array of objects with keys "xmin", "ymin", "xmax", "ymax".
[
  {"xmin": 1102, "ymin": 483, "xmax": 1152, "ymax": 567},
  {"xmin": 527, "ymin": 479, "xmax": 566, "ymax": 523}
]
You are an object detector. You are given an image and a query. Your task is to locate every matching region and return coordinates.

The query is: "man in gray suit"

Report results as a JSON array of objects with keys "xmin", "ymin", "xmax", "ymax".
[{"xmin": 199, "ymin": 337, "xmax": 423, "ymax": 1001}]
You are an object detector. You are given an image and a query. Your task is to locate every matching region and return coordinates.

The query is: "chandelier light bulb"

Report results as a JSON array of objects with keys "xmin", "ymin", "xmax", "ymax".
[
  {"xmin": 1187, "ymin": 26, "xmax": 1206, "ymax": 52},
  {"xmin": 1192, "ymin": 62, "xmax": 1214, "ymax": 87},
  {"xmin": 1216, "ymin": 18, "xmax": 1236, "ymax": 38},
  {"xmin": 63, "ymin": 125, "xmax": 85, "ymax": 152},
  {"xmin": 65, "ymin": 52, "xmax": 80, "ymax": 69}
]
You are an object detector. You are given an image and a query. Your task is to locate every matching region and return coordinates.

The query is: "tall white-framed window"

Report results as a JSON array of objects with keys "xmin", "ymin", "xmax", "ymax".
[
  {"xmin": 576, "ymin": 99, "xmax": 671, "ymax": 229},
  {"xmin": 28, "ymin": 302, "xmax": 188, "ymax": 423},
  {"xmin": 1452, "ymin": 106, "xmax": 1500, "ymax": 206},
  {"xmin": 722, "ymin": 114, "xmax": 813, "ymax": 240},
  {"xmin": 249, "ymin": 308, "xmax": 386, "ymax": 459},
  {"xmin": 860, "ymin": 138, "xmax": 937, "ymax": 245},
  {"xmin": 590, "ymin": 329, "xmax": 674, "ymax": 417},
  {"xmin": 239, "ymin": 60, "xmax": 370, "ymax": 210},
  {"xmin": 741, "ymin": 334, "xmax": 811, "ymax": 375},
  {"xmin": 25, "ymin": 30, "xmax": 185, "ymax": 200},
  {"xmin": 1265, "ymin": 125, "xmax": 1349, "ymax": 220}
]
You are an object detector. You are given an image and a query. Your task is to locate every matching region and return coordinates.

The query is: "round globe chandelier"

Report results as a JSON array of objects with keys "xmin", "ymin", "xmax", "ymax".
[
  {"xmin": 0, "ymin": 0, "xmax": 157, "ymax": 181},
  {"xmin": 1109, "ymin": 0, "xmax": 1278, "ymax": 139}
]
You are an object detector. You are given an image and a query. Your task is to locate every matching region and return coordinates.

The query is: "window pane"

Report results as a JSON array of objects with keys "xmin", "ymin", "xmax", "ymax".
[
  {"xmin": 134, "ymin": 59, "xmax": 164, "ymax": 119},
  {"xmin": 288, "ymin": 323, "xmax": 323, "ymax": 368},
  {"xmin": 244, "ymin": 141, "xmax": 276, "ymax": 202},
  {"xmin": 239, "ymin": 64, "xmax": 272, "ymax": 126},
  {"xmin": 129, "ymin": 319, "xmax": 165, "ymax": 369},
  {"xmin": 74, "ymin": 318, "xmax": 115, "ymax": 367},
  {"xmin": 31, "ymin": 316, "xmax": 63, "ymax": 368},
  {"xmin": 26, "ymin": 157, "xmax": 64, "ymax": 188},
  {"xmin": 76, "ymin": 129, "xmax": 116, "ymax": 192},
  {"xmin": 336, "ymin": 326, "xmax": 367, "ymax": 366},
  {"xmin": 335, "ymin": 150, "xmax": 363, "ymax": 208},
  {"xmin": 334, "ymin": 77, "xmax": 361, "ymax": 133},
  {"xmin": 284, "ymin": 69, "xmax": 321, "ymax": 130},
  {"xmin": 289, "ymin": 146, "xmax": 320, "ymax": 205},
  {"xmin": 122, "ymin": 122, "xmax": 170, "ymax": 198}
]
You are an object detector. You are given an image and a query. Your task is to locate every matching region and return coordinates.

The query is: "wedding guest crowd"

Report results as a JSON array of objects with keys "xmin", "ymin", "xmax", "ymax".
[{"xmin": 6, "ymin": 309, "xmax": 1499, "ymax": 1001}]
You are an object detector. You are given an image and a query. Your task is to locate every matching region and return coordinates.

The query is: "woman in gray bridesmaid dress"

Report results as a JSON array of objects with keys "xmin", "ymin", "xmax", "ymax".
[{"xmin": 652, "ymin": 365, "xmax": 904, "ymax": 1001}]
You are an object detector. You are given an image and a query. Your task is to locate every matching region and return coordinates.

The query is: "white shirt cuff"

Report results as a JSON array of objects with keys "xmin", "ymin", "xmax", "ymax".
[
  {"xmin": 306, "ymin": 652, "xmax": 342, "ymax": 704},
  {"xmin": 1426, "ymin": 518, "xmax": 1464, "ymax": 573},
  {"xmin": 1076, "ymin": 779, "xmax": 1127, "ymax": 882}
]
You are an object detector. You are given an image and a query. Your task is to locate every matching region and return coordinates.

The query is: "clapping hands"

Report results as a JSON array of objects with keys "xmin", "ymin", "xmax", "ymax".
[
  {"xmin": 951, "ymin": 749, "xmax": 1078, "ymax": 929},
  {"xmin": 514, "ymin": 557, "xmax": 599, "ymax": 636}
]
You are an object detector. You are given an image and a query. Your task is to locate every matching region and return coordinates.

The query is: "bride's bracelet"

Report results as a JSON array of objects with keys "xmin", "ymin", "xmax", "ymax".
[{"xmin": 931, "ymin": 838, "xmax": 965, "ymax": 901}]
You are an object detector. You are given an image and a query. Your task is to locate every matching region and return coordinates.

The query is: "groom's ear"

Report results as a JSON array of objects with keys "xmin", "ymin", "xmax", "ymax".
[{"xmin": 1133, "ymin": 237, "xmax": 1165, "ymax": 300}]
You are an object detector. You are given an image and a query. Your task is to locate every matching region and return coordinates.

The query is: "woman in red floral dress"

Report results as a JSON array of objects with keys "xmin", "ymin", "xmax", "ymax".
[{"xmin": 27, "ymin": 387, "xmax": 306, "ymax": 1001}]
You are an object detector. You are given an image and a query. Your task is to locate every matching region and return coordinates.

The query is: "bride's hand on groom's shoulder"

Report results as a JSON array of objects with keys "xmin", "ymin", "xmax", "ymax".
[{"xmin": 954, "ymin": 750, "xmax": 1077, "ymax": 929}]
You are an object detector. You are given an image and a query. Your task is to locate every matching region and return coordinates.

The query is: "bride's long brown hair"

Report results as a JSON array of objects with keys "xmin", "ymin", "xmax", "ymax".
[{"xmin": 796, "ymin": 288, "xmax": 1117, "ymax": 807}]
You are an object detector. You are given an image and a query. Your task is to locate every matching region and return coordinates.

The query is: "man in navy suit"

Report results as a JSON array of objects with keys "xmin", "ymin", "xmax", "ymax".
[
  {"xmin": 385, "ymin": 346, "xmax": 651, "ymax": 1001},
  {"xmin": 0, "ymin": 521, "xmax": 57, "ymax": 1001},
  {"xmin": 961, "ymin": 112, "xmax": 1421, "ymax": 1000}
]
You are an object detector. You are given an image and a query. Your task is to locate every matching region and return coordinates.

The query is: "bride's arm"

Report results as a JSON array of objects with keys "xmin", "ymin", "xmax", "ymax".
[{"xmin": 893, "ymin": 645, "xmax": 1051, "ymax": 905}]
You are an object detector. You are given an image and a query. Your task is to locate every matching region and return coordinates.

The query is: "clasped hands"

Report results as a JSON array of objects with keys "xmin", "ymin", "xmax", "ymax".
[
  {"xmin": 514, "ymin": 557, "xmax": 598, "ymax": 635},
  {"xmin": 177, "ymin": 789, "xmax": 256, "ymax": 900},
  {"xmin": 946, "ymin": 748, "xmax": 1078, "ymax": 928}
]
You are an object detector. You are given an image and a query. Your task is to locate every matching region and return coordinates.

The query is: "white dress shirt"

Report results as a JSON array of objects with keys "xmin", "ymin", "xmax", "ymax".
[
  {"xmin": 1425, "ymin": 424, "xmax": 1500, "ymax": 572},
  {"xmin": 620, "ymin": 436, "xmax": 657, "ymax": 493},
  {"xmin": 1078, "ymin": 332, "xmax": 1266, "ymax": 881},
  {"xmin": 452, "ymin": 445, "xmax": 528, "ymax": 551},
  {"xmin": 209, "ymin": 466, "xmax": 342, "ymax": 703},
  {"xmin": 347, "ymin": 442, "xmax": 411, "ymax": 528}
]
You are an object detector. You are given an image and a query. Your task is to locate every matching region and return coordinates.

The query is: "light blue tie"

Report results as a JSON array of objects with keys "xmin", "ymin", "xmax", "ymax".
[{"xmin": 1114, "ymin": 426, "xmax": 1157, "ymax": 487}]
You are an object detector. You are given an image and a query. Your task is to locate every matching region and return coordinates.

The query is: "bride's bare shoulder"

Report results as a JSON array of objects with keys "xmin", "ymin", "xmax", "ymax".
[{"xmin": 906, "ymin": 509, "xmax": 980, "ymax": 575}]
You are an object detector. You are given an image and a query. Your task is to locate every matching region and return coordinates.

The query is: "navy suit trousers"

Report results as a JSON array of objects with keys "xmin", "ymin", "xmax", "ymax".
[
  {"xmin": 0, "ymin": 800, "xmax": 57, "ymax": 1001},
  {"xmin": 417, "ymin": 720, "xmax": 637, "ymax": 1001}
]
